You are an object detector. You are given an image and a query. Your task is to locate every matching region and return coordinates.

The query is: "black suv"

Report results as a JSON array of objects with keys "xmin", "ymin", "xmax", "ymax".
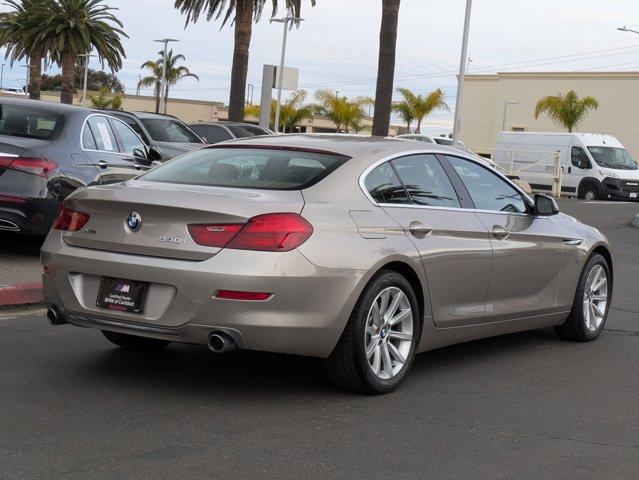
[
  {"xmin": 0, "ymin": 98, "xmax": 160, "ymax": 235},
  {"xmin": 107, "ymin": 111, "xmax": 205, "ymax": 160}
]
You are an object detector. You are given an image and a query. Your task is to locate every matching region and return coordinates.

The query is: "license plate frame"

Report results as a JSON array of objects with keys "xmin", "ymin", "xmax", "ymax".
[{"xmin": 96, "ymin": 277, "xmax": 148, "ymax": 314}]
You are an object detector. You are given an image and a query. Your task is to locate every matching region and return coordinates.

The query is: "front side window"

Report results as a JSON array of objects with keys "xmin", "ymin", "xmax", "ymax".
[
  {"xmin": 111, "ymin": 114, "xmax": 150, "ymax": 145},
  {"xmin": 587, "ymin": 146, "xmax": 638, "ymax": 170},
  {"xmin": 364, "ymin": 162, "xmax": 410, "ymax": 204},
  {"xmin": 390, "ymin": 154, "xmax": 460, "ymax": 207},
  {"xmin": 110, "ymin": 118, "xmax": 146, "ymax": 157},
  {"xmin": 205, "ymin": 125, "xmax": 233, "ymax": 144},
  {"xmin": 140, "ymin": 118, "xmax": 203, "ymax": 143},
  {"xmin": 140, "ymin": 147, "xmax": 348, "ymax": 190},
  {"xmin": 0, "ymin": 104, "xmax": 63, "ymax": 139},
  {"xmin": 446, "ymin": 155, "xmax": 527, "ymax": 213},
  {"xmin": 571, "ymin": 146, "xmax": 590, "ymax": 169},
  {"xmin": 86, "ymin": 116, "xmax": 118, "ymax": 152}
]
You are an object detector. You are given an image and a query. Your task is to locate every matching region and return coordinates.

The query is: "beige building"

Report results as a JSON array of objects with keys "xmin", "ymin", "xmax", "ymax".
[
  {"xmin": 10, "ymin": 90, "xmax": 398, "ymax": 135},
  {"xmin": 459, "ymin": 72, "xmax": 639, "ymax": 158}
]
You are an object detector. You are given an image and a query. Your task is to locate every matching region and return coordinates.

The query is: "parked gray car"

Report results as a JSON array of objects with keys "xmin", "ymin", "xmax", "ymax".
[{"xmin": 41, "ymin": 135, "xmax": 613, "ymax": 393}]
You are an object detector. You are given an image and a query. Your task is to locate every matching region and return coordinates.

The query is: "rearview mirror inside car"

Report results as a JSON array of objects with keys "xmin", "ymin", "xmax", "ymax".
[{"xmin": 534, "ymin": 194, "xmax": 559, "ymax": 216}]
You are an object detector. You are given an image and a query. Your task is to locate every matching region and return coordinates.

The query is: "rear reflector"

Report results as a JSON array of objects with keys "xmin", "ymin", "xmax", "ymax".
[
  {"xmin": 52, "ymin": 206, "xmax": 90, "ymax": 231},
  {"xmin": 0, "ymin": 156, "xmax": 57, "ymax": 178},
  {"xmin": 215, "ymin": 290, "xmax": 272, "ymax": 301},
  {"xmin": 188, "ymin": 213, "xmax": 313, "ymax": 252},
  {"xmin": 187, "ymin": 223, "xmax": 243, "ymax": 247}
]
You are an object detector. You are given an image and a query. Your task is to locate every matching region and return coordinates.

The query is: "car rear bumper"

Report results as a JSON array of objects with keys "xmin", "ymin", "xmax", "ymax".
[{"xmin": 41, "ymin": 231, "xmax": 366, "ymax": 357}]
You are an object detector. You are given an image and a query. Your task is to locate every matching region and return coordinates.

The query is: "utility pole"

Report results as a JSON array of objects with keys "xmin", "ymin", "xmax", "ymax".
[
  {"xmin": 136, "ymin": 74, "xmax": 142, "ymax": 96},
  {"xmin": 79, "ymin": 53, "xmax": 95, "ymax": 107},
  {"xmin": 154, "ymin": 38, "xmax": 178, "ymax": 114},
  {"xmin": 0, "ymin": 64, "xmax": 4, "ymax": 90},
  {"xmin": 270, "ymin": 16, "xmax": 303, "ymax": 133},
  {"xmin": 452, "ymin": 0, "xmax": 473, "ymax": 146},
  {"xmin": 22, "ymin": 63, "xmax": 29, "ymax": 96}
]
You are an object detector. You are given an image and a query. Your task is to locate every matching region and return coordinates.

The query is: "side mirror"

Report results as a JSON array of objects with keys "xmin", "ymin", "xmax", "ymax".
[
  {"xmin": 534, "ymin": 194, "xmax": 559, "ymax": 216},
  {"xmin": 147, "ymin": 145, "xmax": 163, "ymax": 161}
]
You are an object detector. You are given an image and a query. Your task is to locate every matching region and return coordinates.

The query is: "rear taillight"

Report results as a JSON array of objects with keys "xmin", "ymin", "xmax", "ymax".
[
  {"xmin": 187, "ymin": 213, "xmax": 313, "ymax": 252},
  {"xmin": 0, "ymin": 156, "xmax": 57, "ymax": 178},
  {"xmin": 52, "ymin": 206, "xmax": 90, "ymax": 231}
]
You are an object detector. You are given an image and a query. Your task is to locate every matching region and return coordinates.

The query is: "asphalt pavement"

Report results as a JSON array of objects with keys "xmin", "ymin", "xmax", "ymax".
[{"xmin": 0, "ymin": 199, "xmax": 638, "ymax": 479}]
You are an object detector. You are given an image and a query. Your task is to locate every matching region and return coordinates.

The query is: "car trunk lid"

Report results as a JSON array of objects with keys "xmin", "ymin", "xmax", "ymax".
[{"xmin": 62, "ymin": 179, "xmax": 305, "ymax": 261}]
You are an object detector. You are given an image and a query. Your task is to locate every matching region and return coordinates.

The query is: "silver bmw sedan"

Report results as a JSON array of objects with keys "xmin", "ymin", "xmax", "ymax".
[{"xmin": 41, "ymin": 135, "xmax": 613, "ymax": 394}]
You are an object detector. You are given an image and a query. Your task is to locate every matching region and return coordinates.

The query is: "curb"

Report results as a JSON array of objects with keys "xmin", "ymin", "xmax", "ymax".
[{"xmin": 0, "ymin": 282, "xmax": 43, "ymax": 307}]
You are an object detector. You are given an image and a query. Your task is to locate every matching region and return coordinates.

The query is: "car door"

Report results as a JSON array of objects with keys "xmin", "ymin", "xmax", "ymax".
[
  {"xmin": 444, "ymin": 154, "xmax": 564, "ymax": 322},
  {"xmin": 364, "ymin": 154, "xmax": 492, "ymax": 327},
  {"xmin": 567, "ymin": 145, "xmax": 592, "ymax": 195},
  {"xmin": 82, "ymin": 114, "xmax": 135, "ymax": 184}
]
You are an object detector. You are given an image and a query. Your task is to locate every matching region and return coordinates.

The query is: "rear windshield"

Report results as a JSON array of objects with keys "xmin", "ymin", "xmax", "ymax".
[
  {"xmin": 140, "ymin": 118, "xmax": 203, "ymax": 144},
  {"xmin": 140, "ymin": 147, "xmax": 349, "ymax": 190},
  {"xmin": 0, "ymin": 104, "xmax": 64, "ymax": 139}
]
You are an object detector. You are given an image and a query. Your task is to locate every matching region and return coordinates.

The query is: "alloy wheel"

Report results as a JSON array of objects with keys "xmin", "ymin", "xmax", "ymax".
[
  {"xmin": 583, "ymin": 264, "xmax": 608, "ymax": 332},
  {"xmin": 364, "ymin": 287, "xmax": 414, "ymax": 380}
]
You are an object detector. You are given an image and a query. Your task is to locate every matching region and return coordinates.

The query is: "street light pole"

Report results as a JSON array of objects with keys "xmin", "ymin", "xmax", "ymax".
[
  {"xmin": 154, "ymin": 38, "xmax": 179, "ymax": 114},
  {"xmin": 270, "ymin": 17, "xmax": 303, "ymax": 133},
  {"xmin": 452, "ymin": 0, "xmax": 473, "ymax": 146},
  {"xmin": 502, "ymin": 100, "xmax": 519, "ymax": 131},
  {"xmin": 79, "ymin": 53, "xmax": 96, "ymax": 107},
  {"xmin": 0, "ymin": 64, "xmax": 4, "ymax": 90}
]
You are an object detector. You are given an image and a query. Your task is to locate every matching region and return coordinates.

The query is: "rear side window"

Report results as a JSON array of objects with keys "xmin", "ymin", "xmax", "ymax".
[
  {"xmin": 364, "ymin": 162, "xmax": 409, "ymax": 204},
  {"xmin": 86, "ymin": 116, "xmax": 118, "ymax": 152},
  {"xmin": 140, "ymin": 147, "xmax": 349, "ymax": 190},
  {"xmin": 0, "ymin": 104, "xmax": 63, "ymax": 139},
  {"xmin": 205, "ymin": 125, "xmax": 233, "ymax": 143}
]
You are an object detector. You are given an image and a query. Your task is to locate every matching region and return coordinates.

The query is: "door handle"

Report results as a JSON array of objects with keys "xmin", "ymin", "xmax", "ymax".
[
  {"xmin": 97, "ymin": 160, "xmax": 108, "ymax": 169},
  {"xmin": 492, "ymin": 226, "xmax": 510, "ymax": 239},
  {"xmin": 563, "ymin": 238, "xmax": 583, "ymax": 246},
  {"xmin": 408, "ymin": 221, "xmax": 432, "ymax": 238}
]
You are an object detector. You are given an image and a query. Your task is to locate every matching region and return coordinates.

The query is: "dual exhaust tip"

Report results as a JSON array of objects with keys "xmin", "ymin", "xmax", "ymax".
[{"xmin": 48, "ymin": 306, "xmax": 236, "ymax": 354}]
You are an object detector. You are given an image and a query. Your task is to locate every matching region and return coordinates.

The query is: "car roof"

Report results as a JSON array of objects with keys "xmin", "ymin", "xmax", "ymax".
[
  {"xmin": 219, "ymin": 133, "xmax": 464, "ymax": 158},
  {"xmin": 190, "ymin": 121, "xmax": 268, "ymax": 128},
  {"xmin": 0, "ymin": 96, "xmax": 90, "ymax": 115}
]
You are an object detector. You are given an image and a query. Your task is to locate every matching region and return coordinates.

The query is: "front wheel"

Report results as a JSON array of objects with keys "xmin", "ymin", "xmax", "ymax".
[
  {"xmin": 580, "ymin": 185, "xmax": 598, "ymax": 201},
  {"xmin": 101, "ymin": 330, "xmax": 172, "ymax": 350},
  {"xmin": 554, "ymin": 254, "xmax": 611, "ymax": 342},
  {"xmin": 326, "ymin": 270, "xmax": 420, "ymax": 394}
]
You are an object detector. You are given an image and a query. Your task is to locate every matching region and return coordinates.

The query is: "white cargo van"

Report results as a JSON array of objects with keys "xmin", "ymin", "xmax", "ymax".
[{"xmin": 493, "ymin": 132, "xmax": 639, "ymax": 201}]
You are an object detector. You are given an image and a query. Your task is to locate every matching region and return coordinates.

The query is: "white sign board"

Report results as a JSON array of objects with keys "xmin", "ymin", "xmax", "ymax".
[{"xmin": 273, "ymin": 66, "xmax": 299, "ymax": 91}]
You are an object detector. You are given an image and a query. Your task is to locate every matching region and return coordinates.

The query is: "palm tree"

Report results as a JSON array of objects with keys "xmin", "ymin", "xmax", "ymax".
[
  {"xmin": 35, "ymin": 0, "xmax": 127, "ymax": 104},
  {"xmin": 396, "ymin": 87, "xmax": 449, "ymax": 133},
  {"xmin": 244, "ymin": 90, "xmax": 313, "ymax": 132},
  {"xmin": 314, "ymin": 89, "xmax": 373, "ymax": 133},
  {"xmin": 0, "ymin": 0, "xmax": 54, "ymax": 100},
  {"xmin": 372, "ymin": 0, "xmax": 401, "ymax": 136},
  {"xmin": 393, "ymin": 101, "xmax": 414, "ymax": 132},
  {"xmin": 174, "ymin": 0, "xmax": 315, "ymax": 122},
  {"xmin": 88, "ymin": 85, "xmax": 122, "ymax": 109},
  {"xmin": 138, "ymin": 49, "xmax": 199, "ymax": 113},
  {"xmin": 534, "ymin": 90, "xmax": 599, "ymax": 132}
]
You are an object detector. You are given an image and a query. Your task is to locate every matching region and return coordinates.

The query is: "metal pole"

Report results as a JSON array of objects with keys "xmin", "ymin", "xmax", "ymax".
[
  {"xmin": 274, "ymin": 19, "xmax": 289, "ymax": 133},
  {"xmin": 24, "ymin": 63, "xmax": 30, "ymax": 96},
  {"xmin": 154, "ymin": 38, "xmax": 178, "ymax": 115},
  {"xmin": 82, "ymin": 56, "xmax": 89, "ymax": 106},
  {"xmin": 136, "ymin": 74, "xmax": 141, "ymax": 96},
  {"xmin": 1, "ymin": 64, "xmax": 4, "ymax": 89},
  {"xmin": 452, "ymin": 0, "xmax": 473, "ymax": 146}
]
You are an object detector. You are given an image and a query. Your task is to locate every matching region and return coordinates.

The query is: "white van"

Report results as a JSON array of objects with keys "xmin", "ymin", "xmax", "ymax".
[{"xmin": 493, "ymin": 132, "xmax": 639, "ymax": 201}]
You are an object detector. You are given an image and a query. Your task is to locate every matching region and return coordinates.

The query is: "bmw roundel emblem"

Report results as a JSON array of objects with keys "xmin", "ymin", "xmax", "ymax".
[{"xmin": 126, "ymin": 212, "xmax": 142, "ymax": 232}]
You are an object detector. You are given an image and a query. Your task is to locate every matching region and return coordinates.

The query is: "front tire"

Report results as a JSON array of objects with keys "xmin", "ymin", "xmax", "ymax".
[
  {"xmin": 101, "ymin": 330, "xmax": 172, "ymax": 350},
  {"xmin": 580, "ymin": 185, "xmax": 598, "ymax": 201},
  {"xmin": 326, "ymin": 270, "xmax": 421, "ymax": 394},
  {"xmin": 554, "ymin": 254, "xmax": 611, "ymax": 342}
]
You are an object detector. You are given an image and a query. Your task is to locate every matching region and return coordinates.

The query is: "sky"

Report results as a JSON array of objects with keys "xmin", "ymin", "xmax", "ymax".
[{"xmin": 1, "ymin": 0, "xmax": 639, "ymax": 134}]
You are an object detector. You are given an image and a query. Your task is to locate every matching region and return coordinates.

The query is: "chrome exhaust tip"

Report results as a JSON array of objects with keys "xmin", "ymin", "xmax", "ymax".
[
  {"xmin": 207, "ymin": 332, "xmax": 236, "ymax": 354},
  {"xmin": 47, "ymin": 306, "xmax": 67, "ymax": 326}
]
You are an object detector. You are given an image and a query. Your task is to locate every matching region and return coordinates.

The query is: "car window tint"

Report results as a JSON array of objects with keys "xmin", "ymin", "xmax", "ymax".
[
  {"xmin": 227, "ymin": 125, "xmax": 269, "ymax": 138},
  {"xmin": 112, "ymin": 115, "xmax": 149, "ymax": 145},
  {"xmin": 446, "ymin": 155, "xmax": 527, "ymax": 213},
  {"xmin": 189, "ymin": 124, "xmax": 206, "ymax": 136},
  {"xmin": 0, "ymin": 103, "xmax": 63, "ymax": 139},
  {"xmin": 110, "ymin": 118, "xmax": 146, "ymax": 156},
  {"xmin": 141, "ymin": 147, "xmax": 348, "ymax": 190},
  {"xmin": 391, "ymin": 154, "xmax": 460, "ymax": 207},
  {"xmin": 87, "ymin": 116, "xmax": 118, "ymax": 152},
  {"xmin": 364, "ymin": 162, "xmax": 409, "ymax": 204},
  {"xmin": 205, "ymin": 125, "xmax": 233, "ymax": 143},
  {"xmin": 81, "ymin": 124, "xmax": 97, "ymax": 150},
  {"xmin": 140, "ymin": 118, "xmax": 203, "ymax": 143}
]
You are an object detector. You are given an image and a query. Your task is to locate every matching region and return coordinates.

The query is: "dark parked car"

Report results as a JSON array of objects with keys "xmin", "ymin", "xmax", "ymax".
[
  {"xmin": 108, "ymin": 111, "xmax": 205, "ymax": 159},
  {"xmin": 188, "ymin": 121, "xmax": 272, "ymax": 144},
  {"xmin": 0, "ymin": 97, "xmax": 160, "ymax": 235}
]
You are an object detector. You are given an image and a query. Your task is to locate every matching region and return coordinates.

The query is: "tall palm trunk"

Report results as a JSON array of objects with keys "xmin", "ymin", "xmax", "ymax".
[
  {"xmin": 28, "ymin": 55, "xmax": 42, "ymax": 100},
  {"xmin": 228, "ymin": 0, "xmax": 253, "ymax": 122},
  {"xmin": 154, "ymin": 83, "xmax": 160, "ymax": 113},
  {"xmin": 372, "ymin": 0, "xmax": 401, "ymax": 136},
  {"xmin": 60, "ymin": 49, "xmax": 76, "ymax": 105}
]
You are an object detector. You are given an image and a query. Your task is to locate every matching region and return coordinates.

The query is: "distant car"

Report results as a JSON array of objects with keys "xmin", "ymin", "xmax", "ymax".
[
  {"xmin": 107, "ymin": 111, "xmax": 205, "ymax": 160},
  {"xmin": 0, "ymin": 97, "xmax": 160, "ymax": 235},
  {"xmin": 397, "ymin": 134, "xmax": 478, "ymax": 155},
  {"xmin": 189, "ymin": 121, "xmax": 273, "ymax": 144},
  {"xmin": 1, "ymin": 88, "xmax": 26, "ymax": 96}
]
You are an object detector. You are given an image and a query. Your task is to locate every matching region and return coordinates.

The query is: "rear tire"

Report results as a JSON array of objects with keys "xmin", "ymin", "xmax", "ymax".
[
  {"xmin": 326, "ymin": 270, "xmax": 421, "ymax": 394},
  {"xmin": 101, "ymin": 330, "xmax": 172, "ymax": 350},
  {"xmin": 554, "ymin": 254, "xmax": 611, "ymax": 342}
]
